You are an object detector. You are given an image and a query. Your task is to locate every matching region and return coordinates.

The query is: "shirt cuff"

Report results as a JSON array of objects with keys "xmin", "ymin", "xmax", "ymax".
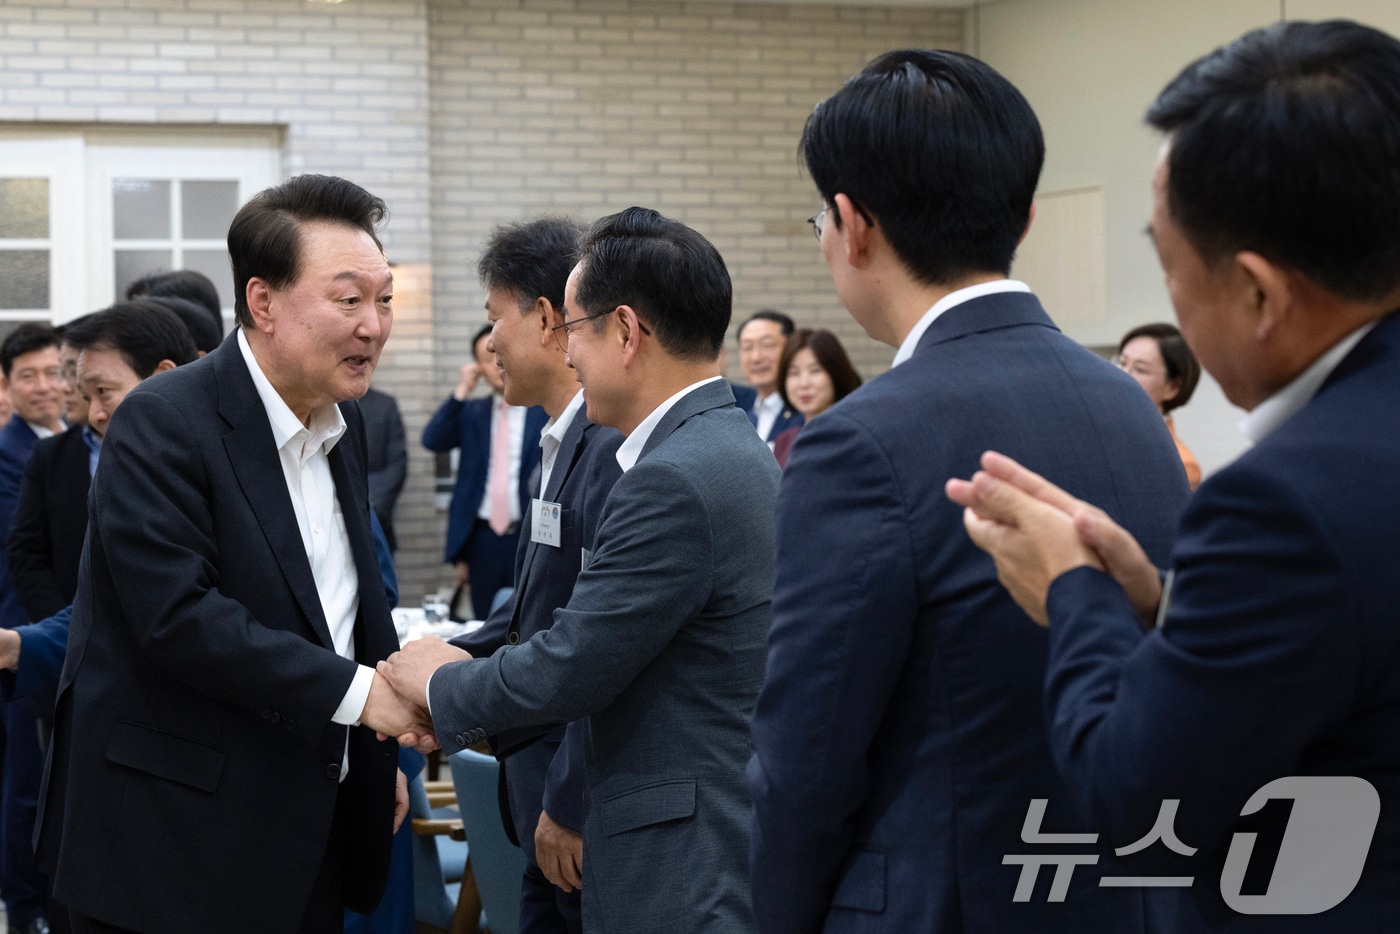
[
  {"xmin": 425, "ymin": 669, "xmax": 436, "ymax": 718},
  {"xmin": 335, "ymin": 664, "xmax": 377, "ymax": 726}
]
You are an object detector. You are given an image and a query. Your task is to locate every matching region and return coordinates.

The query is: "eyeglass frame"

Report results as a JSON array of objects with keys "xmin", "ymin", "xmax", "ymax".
[
  {"xmin": 550, "ymin": 307, "xmax": 652, "ymax": 352},
  {"xmin": 806, "ymin": 201, "xmax": 876, "ymax": 242}
]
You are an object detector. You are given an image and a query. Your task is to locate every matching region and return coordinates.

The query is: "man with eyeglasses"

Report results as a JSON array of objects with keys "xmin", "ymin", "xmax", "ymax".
[
  {"xmin": 732, "ymin": 310, "xmax": 803, "ymax": 447},
  {"xmin": 746, "ymin": 51, "xmax": 1191, "ymax": 934},
  {"xmin": 382, "ymin": 206, "xmax": 779, "ymax": 933},
  {"xmin": 0, "ymin": 322, "xmax": 65, "ymax": 934}
]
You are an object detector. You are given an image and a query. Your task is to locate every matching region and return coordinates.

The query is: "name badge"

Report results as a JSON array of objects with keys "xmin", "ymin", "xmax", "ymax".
[{"xmin": 531, "ymin": 498, "xmax": 562, "ymax": 548}]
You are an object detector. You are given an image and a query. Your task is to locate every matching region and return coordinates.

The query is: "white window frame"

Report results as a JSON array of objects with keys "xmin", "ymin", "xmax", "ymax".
[{"xmin": 0, "ymin": 132, "xmax": 85, "ymax": 322}]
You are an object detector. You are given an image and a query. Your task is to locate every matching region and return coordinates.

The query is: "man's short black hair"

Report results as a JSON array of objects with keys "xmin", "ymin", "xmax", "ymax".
[
  {"xmin": 126, "ymin": 269, "xmax": 224, "ymax": 338},
  {"xmin": 63, "ymin": 300, "xmax": 199, "ymax": 378},
  {"xmin": 471, "ymin": 323, "xmax": 494, "ymax": 360},
  {"xmin": 1147, "ymin": 20, "xmax": 1400, "ymax": 301},
  {"xmin": 739, "ymin": 310, "xmax": 795, "ymax": 339},
  {"xmin": 801, "ymin": 49, "xmax": 1044, "ymax": 286},
  {"xmin": 147, "ymin": 296, "xmax": 222, "ymax": 354},
  {"xmin": 1, "ymin": 322, "xmax": 60, "ymax": 378},
  {"xmin": 478, "ymin": 217, "xmax": 584, "ymax": 314},
  {"xmin": 575, "ymin": 206, "xmax": 730, "ymax": 362},
  {"xmin": 227, "ymin": 174, "xmax": 387, "ymax": 329}
]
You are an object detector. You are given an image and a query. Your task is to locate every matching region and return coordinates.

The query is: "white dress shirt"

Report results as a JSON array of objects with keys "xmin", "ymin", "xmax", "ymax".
[
  {"xmin": 1238, "ymin": 321, "xmax": 1377, "ymax": 443},
  {"xmin": 892, "ymin": 279, "xmax": 1032, "ymax": 367},
  {"xmin": 751, "ymin": 390, "xmax": 784, "ymax": 443},
  {"xmin": 237, "ymin": 331, "xmax": 373, "ymax": 776},
  {"xmin": 476, "ymin": 396, "xmax": 527, "ymax": 523},
  {"xmin": 25, "ymin": 420, "xmax": 59, "ymax": 440},
  {"xmin": 616, "ymin": 377, "xmax": 723, "ymax": 473},
  {"xmin": 539, "ymin": 389, "xmax": 585, "ymax": 497}
]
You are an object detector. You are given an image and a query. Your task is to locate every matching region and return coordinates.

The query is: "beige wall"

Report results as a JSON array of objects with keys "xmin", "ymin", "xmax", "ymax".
[
  {"xmin": 975, "ymin": 0, "xmax": 1400, "ymax": 478},
  {"xmin": 426, "ymin": 0, "xmax": 963, "ymax": 410}
]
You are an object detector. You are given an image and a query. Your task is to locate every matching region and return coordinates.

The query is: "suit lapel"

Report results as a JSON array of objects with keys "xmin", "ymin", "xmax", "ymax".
[
  {"xmin": 214, "ymin": 341, "xmax": 336, "ymax": 651},
  {"xmin": 508, "ymin": 411, "xmax": 592, "ymax": 627},
  {"xmin": 328, "ymin": 411, "xmax": 393, "ymax": 664}
]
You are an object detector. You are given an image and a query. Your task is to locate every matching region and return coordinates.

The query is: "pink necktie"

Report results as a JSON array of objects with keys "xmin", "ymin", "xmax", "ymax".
[{"xmin": 488, "ymin": 399, "xmax": 512, "ymax": 535}]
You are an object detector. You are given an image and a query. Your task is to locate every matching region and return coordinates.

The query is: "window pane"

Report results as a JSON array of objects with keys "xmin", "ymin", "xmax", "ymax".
[
  {"xmin": 114, "ymin": 249, "xmax": 173, "ymax": 300},
  {"xmin": 182, "ymin": 181, "xmax": 239, "ymax": 240},
  {"xmin": 0, "ymin": 250, "xmax": 50, "ymax": 309},
  {"xmin": 113, "ymin": 178, "xmax": 171, "ymax": 240},
  {"xmin": 183, "ymin": 249, "xmax": 235, "ymax": 310},
  {"xmin": 0, "ymin": 179, "xmax": 49, "ymax": 239}
]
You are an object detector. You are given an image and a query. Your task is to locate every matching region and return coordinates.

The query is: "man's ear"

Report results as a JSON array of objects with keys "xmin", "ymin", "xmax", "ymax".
[
  {"xmin": 1018, "ymin": 201, "xmax": 1037, "ymax": 247},
  {"xmin": 534, "ymin": 296, "xmax": 556, "ymax": 348},
  {"xmin": 152, "ymin": 359, "xmax": 178, "ymax": 374},
  {"xmin": 1235, "ymin": 250, "xmax": 1295, "ymax": 342},
  {"xmin": 616, "ymin": 305, "xmax": 644, "ymax": 367},
  {"xmin": 246, "ymin": 279, "xmax": 275, "ymax": 333},
  {"xmin": 833, "ymin": 194, "xmax": 874, "ymax": 269}
]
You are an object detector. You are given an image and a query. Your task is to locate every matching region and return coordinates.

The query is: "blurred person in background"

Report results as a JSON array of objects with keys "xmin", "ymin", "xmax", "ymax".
[
  {"xmin": 732, "ymin": 310, "xmax": 804, "ymax": 445},
  {"xmin": 1116, "ymin": 322, "xmax": 1202, "ymax": 488},
  {"xmin": 126, "ymin": 268, "xmax": 225, "ymax": 343},
  {"xmin": 771, "ymin": 328, "xmax": 862, "ymax": 468}
]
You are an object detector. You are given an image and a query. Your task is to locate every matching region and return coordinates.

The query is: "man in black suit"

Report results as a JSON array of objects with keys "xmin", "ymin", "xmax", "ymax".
[
  {"xmin": 358, "ymin": 386, "xmax": 407, "ymax": 552},
  {"xmin": 450, "ymin": 217, "xmax": 622, "ymax": 934},
  {"xmin": 37, "ymin": 175, "xmax": 425, "ymax": 934},
  {"xmin": 731, "ymin": 310, "xmax": 802, "ymax": 444}
]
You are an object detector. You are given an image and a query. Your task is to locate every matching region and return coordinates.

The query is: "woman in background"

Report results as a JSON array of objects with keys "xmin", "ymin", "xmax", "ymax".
[
  {"xmin": 773, "ymin": 328, "xmax": 862, "ymax": 468},
  {"xmin": 1117, "ymin": 322, "xmax": 1202, "ymax": 488}
]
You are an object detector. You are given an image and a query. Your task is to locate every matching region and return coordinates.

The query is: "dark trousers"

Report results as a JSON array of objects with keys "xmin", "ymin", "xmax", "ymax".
[
  {"xmin": 461, "ymin": 520, "xmax": 520, "ymax": 621},
  {"xmin": 1, "ymin": 694, "xmax": 47, "ymax": 925},
  {"xmin": 519, "ymin": 861, "xmax": 582, "ymax": 934}
]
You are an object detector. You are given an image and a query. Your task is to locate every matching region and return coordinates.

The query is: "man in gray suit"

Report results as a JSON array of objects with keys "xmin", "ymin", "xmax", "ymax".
[{"xmin": 382, "ymin": 206, "xmax": 778, "ymax": 933}]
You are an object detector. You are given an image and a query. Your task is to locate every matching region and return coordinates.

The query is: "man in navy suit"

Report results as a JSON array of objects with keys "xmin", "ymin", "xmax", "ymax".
[
  {"xmin": 0, "ymin": 322, "xmax": 64, "ymax": 934},
  {"xmin": 952, "ymin": 21, "xmax": 1400, "ymax": 931},
  {"xmin": 443, "ymin": 217, "xmax": 623, "ymax": 934},
  {"xmin": 746, "ymin": 51, "xmax": 1191, "ymax": 934},
  {"xmin": 731, "ymin": 310, "xmax": 802, "ymax": 445},
  {"xmin": 423, "ymin": 324, "xmax": 547, "ymax": 619}
]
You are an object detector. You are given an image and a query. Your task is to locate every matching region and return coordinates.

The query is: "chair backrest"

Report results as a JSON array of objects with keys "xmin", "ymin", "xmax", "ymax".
[
  {"xmin": 408, "ymin": 772, "xmax": 460, "ymax": 930},
  {"xmin": 450, "ymin": 749, "xmax": 527, "ymax": 934}
]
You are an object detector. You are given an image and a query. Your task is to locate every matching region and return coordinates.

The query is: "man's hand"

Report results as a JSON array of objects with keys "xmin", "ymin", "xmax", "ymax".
[
  {"xmin": 455, "ymin": 561, "xmax": 470, "ymax": 587},
  {"xmin": 453, "ymin": 364, "xmax": 481, "ymax": 401},
  {"xmin": 0, "ymin": 629, "xmax": 19, "ymax": 670},
  {"xmin": 377, "ymin": 636, "xmax": 472, "ymax": 710},
  {"xmin": 947, "ymin": 451, "xmax": 1165, "ymax": 626},
  {"xmin": 362, "ymin": 671, "xmax": 437, "ymax": 752},
  {"xmin": 535, "ymin": 809, "xmax": 583, "ymax": 893},
  {"xmin": 393, "ymin": 767, "xmax": 409, "ymax": 834}
]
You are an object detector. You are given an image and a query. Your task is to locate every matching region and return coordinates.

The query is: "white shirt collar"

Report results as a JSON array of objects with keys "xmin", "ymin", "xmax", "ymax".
[
  {"xmin": 1238, "ymin": 322, "xmax": 1376, "ymax": 443},
  {"xmin": 753, "ymin": 390, "xmax": 783, "ymax": 415},
  {"xmin": 616, "ymin": 376, "xmax": 723, "ymax": 473},
  {"xmin": 542, "ymin": 389, "xmax": 585, "ymax": 449},
  {"xmin": 23, "ymin": 420, "xmax": 60, "ymax": 440},
  {"xmin": 892, "ymin": 279, "xmax": 1032, "ymax": 367},
  {"xmin": 237, "ymin": 328, "xmax": 347, "ymax": 458}
]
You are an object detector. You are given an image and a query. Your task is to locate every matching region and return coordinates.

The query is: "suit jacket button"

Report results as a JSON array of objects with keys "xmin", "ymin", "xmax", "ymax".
[
  {"xmin": 325, "ymin": 763, "xmax": 341, "ymax": 781},
  {"xmin": 455, "ymin": 733, "xmax": 467, "ymax": 747},
  {"xmin": 284, "ymin": 719, "xmax": 296, "ymax": 732},
  {"xmin": 508, "ymin": 632, "xmax": 519, "ymax": 645},
  {"xmin": 270, "ymin": 711, "xmax": 282, "ymax": 725},
  {"xmin": 262, "ymin": 708, "xmax": 273, "ymax": 721}
]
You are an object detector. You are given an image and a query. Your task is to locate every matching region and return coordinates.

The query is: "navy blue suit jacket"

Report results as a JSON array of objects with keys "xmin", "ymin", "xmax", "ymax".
[
  {"xmin": 1043, "ymin": 309, "xmax": 1400, "ymax": 931},
  {"xmin": 732, "ymin": 383, "xmax": 803, "ymax": 442},
  {"xmin": 0, "ymin": 416, "xmax": 44, "ymax": 630},
  {"xmin": 748, "ymin": 292, "xmax": 1191, "ymax": 934},
  {"xmin": 454, "ymin": 407, "xmax": 623, "ymax": 855},
  {"xmin": 422, "ymin": 395, "xmax": 547, "ymax": 562}
]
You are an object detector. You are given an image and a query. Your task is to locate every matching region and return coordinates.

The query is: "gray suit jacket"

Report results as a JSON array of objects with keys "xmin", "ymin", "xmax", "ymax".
[{"xmin": 430, "ymin": 379, "xmax": 778, "ymax": 933}]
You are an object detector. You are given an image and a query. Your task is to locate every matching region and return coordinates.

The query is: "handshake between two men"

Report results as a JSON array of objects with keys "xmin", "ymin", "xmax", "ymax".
[{"xmin": 361, "ymin": 637, "xmax": 477, "ymax": 753}]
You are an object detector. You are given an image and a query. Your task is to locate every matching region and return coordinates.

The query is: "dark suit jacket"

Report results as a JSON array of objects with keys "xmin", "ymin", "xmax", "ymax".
[
  {"xmin": 732, "ymin": 382, "xmax": 803, "ymax": 442},
  {"xmin": 0, "ymin": 604, "xmax": 69, "ymax": 702},
  {"xmin": 431, "ymin": 380, "xmax": 778, "ymax": 932},
  {"xmin": 36, "ymin": 338, "xmax": 399, "ymax": 934},
  {"xmin": 455, "ymin": 407, "xmax": 623, "ymax": 857},
  {"xmin": 422, "ymin": 395, "xmax": 547, "ymax": 562},
  {"xmin": 360, "ymin": 386, "xmax": 407, "ymax": 551},
  {"xmin": 1043, "ymin": 308, "xmax": 1400, "ymax": 931},
  {"xmin": 748, "ymin": 292, "xmax": 1191, "ymax": 934},
  {"xmin": 7, "ymin": 425, "xmax": 90, "ymax": 622},
  {"xmin": 0, "ymin": 415, "xmax": 44, "ymax": 630}
]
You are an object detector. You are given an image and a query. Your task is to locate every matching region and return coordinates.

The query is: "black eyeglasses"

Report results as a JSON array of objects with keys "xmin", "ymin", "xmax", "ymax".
[
  {"xmin": 551, "ymin": 308, "xmax": 651, "ymax": 351},
  {"xmin": 806, "ymin": 203, "xmax": 876, "ymax": 242}
]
